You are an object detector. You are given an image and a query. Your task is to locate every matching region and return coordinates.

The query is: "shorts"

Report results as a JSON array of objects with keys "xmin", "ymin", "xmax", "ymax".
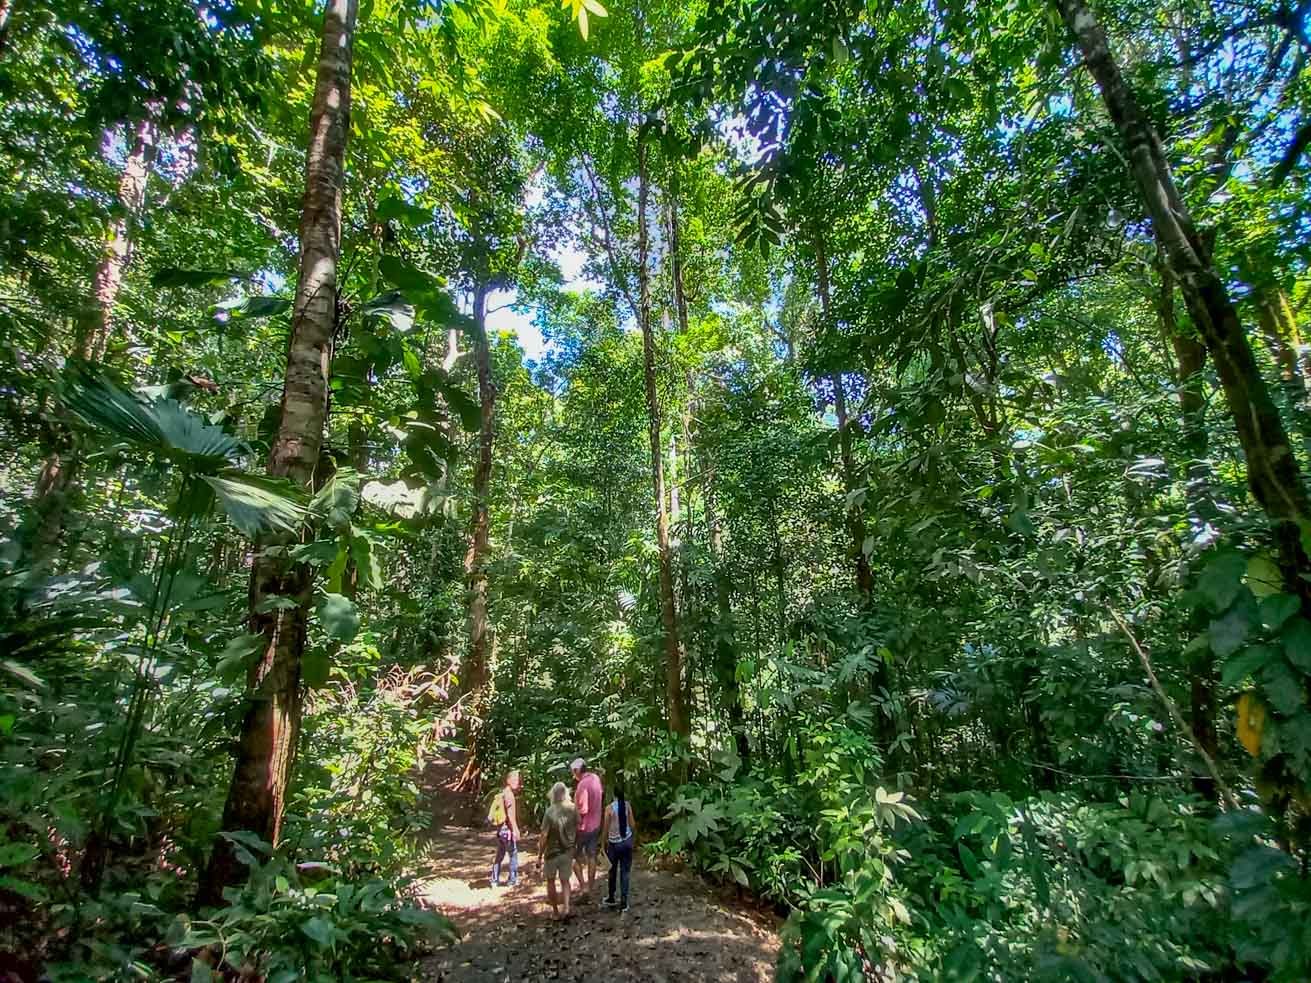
[
  {"xmin": 575, "ymin": 827, "xmax": 600, "ymax": 858},
  {"xmin": 544, "ymin": 851, "xmax": 573, "ymax": 881}
]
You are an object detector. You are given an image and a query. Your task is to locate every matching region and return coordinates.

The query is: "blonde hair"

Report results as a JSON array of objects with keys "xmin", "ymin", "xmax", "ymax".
[{"xmin": 549, "ymin": 781, "xmax": 571, "ymax": 805}]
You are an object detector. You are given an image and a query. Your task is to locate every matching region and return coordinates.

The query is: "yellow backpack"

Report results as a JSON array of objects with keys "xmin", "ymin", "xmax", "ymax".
[{"xmin": 487, "ymin": 790, "xmax": 507, "ymax": 826}]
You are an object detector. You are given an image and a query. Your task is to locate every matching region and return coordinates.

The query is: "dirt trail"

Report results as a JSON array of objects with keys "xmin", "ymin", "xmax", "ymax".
[{"xmin": 412, "ymin": 755, "xmax": 780, "ymax": 983}]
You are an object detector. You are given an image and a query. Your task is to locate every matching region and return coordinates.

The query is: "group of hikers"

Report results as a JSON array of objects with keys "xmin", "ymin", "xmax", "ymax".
[{"xmin": 487, "ymin": 758, "xmax": 636, "ymax": 920}]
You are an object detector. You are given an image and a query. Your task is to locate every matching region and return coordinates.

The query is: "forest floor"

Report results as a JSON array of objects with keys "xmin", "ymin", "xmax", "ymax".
[{"xmin": 411, "ymin": 754, "xmax": 780, "ymax": 983}]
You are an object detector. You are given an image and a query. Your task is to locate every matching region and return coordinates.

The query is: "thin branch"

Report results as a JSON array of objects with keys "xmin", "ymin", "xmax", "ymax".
[
  {"xmin": 1108, "ymin": 607, "xmax": 1241, "ymax": 812},
  {"xmin": 579, "ymin": 149, "xmax": 639, "ymax": 320}
]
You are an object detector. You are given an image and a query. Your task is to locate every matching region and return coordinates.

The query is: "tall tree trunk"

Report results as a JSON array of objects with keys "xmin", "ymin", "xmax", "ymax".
[
  {"xmin": 814, "ymin": 232, "xmax": 872, "ymax": 595},
  {"xmin": 1255, "ymin": 286, "xmax": 1311, "ymax": 457},
  {"xmin": 670, "ymin": 181, "xmax": 744, "ymax": 759},
  {"xmin": 199, "ymin": 0, "xmax": 356, "ymax": 906},
  {"xmin": 76, "ymin": 118, "xmax": 158, "ymax": 362},
  {"xmin": 1157, "ymin": 260, "xmax": 1221, "ymax": 800},
  {"xmin": 26, "ymin": 118, "xmax": 158, "ymax": 567},
  {"xmin": 1057, "ymin": 0, "xmax": 1311, "ymax": 611},
  {"xmin": 638, "ymin": 133, "xmax": 689, "ymax": 741},
  {"xmin": 458, "ymin": 282, "xmax": 495, "ymax": 789}
]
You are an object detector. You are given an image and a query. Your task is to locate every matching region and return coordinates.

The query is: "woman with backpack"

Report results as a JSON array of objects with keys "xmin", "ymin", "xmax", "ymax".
[
  {"xmin": 600, "ymin": 782, "xmax": 636, "ymax": 912},
  {"xmin": 488, "ymin": 769, "xmax": 521, "ymax": 888}
]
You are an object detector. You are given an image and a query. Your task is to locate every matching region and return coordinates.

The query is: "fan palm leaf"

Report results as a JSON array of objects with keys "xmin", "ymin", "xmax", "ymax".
[{"xmin": 61, "ymin": 362, "xmax": 244, "ymax": 470}]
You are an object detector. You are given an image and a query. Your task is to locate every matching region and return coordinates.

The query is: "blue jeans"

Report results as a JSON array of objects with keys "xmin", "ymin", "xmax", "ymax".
[
  {"xmin": 492, "ymin": 829, "xmax": 518, "ymax": 886},
  {"xmin": 606, "ymin": 837, "xmax": 632, "ymax": 904}
]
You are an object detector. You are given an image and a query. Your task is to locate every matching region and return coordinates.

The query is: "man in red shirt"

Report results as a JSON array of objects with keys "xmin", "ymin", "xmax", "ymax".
[{"xmin": 570, "ymin": 757, "xmax": 603, "ymax": 897}]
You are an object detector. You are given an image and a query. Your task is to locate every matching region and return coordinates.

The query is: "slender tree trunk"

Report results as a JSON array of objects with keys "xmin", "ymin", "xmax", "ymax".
[
  {"xmin": 458, "ymin": 282, "xmax": 495, "ymax": 788},
  {"xmin": 1156, "ymin": 260, "xmax": 1222, "ymax": 800},
  {"xmin": 76, "ymin": 118, "xmax": 158, "ymax": 362},
  {"xmin": 200, "ymin": 0, "xmax": 357, "ymax": 906},
  {"xmin": 638, "ymin": 134, "xmax": 689, "ymax": 741},
  {"xmin": 1255, "ymin": 286, "xmax": 1311, "ymax": 457},
  {"xmin": 814, "ymin": 233, "xmax": 872, "ymax": 595},
  {"xmin": 1057, "ymin": 0, "xmax": 1311, "ymax": 611},
  {"xmin": 26, "ymin": 118, "xmax": 159, "ymax": 567}
]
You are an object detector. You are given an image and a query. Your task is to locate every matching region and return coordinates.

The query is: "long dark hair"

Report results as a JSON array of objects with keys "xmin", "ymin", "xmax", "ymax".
[{"xmin": 616, "ymin": 782, "xmax": 629, "ymax": 839}]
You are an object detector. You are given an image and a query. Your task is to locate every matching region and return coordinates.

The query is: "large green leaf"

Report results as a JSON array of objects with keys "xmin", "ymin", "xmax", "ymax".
[
  {"xmin": 439, "ymin": 382, "xmax": 482, "ymax": 432},
  {"xmin": 215, "ymin": 296, "xmax": 291, "ymax": 320},
  {"xmin": 378, "ymin": 256, "xmax": 441, "ymax": 295},
  {"xmin": 152, "ymin": 267, "xmax": 242, "ymax": 288},
  {"xmin": 309, "ymin": 468, "xmax": 361, "ymax": 530},
  {"xmin": 62, "ymin": 364, "xmax": 244, "ymax": 469},
  {"xmin": 317, "ymin": 593, "xmax": 360, "ymax": 643},
  {"xmin": 361, "ymin": 290, "xmax": 417, "ymax": 333},
  {"xmin": 203, "ymin": 471, "xmax": 307, "ymax": 538}
]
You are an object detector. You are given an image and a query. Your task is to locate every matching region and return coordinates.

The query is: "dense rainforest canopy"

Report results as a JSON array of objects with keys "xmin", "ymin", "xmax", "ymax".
[{"xmin": 4, "ymin": 0, "xmax": 1311, "ymax": 976}]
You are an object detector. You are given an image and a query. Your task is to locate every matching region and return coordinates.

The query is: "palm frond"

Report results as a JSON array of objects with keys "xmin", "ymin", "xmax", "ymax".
[
  {"xmin": 61, "ymin": 363, "xmax": 244, "ymax": 469},
  {"xmin": 203, "ymin": 470, "xmax": 307, "ymax": 538}
]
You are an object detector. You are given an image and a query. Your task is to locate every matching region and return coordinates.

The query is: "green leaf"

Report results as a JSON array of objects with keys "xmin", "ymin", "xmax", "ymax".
[
  {"xmin": 440, "ymin": 383, "xmax": 482, "ymax": 432},
  {"xmin": 361, "ymin": 290, "xmax": 417, "ymax": 333},
  {"xmin": 1209, "ymin": 605, "xmax": 1251, "ymax": 657},
  {"xmin": 62, "ymin": 364, "xmax": 244, "ymax": 468},
  {"xmin": 378, "ymin": 256, "xmax": 441, "ymax": 295},
  {"xmin": 317, "ymin": 593, "xmax": 360, "ymax": 643},
  {"xmin": 1281, "ymin": 617, "xmax": 1311, "ymax": 672},
  {"xmin": 190, "ymin": 959, "xmax": 216, "ymax": 983},
  {"xmin": 1197, "ymin": 551, "xmax": 1248, "ymax": 613},
  {"xmin": 351, "ymin": 535, "xmax": 383, "ymax": 592},
  {"xmin": 324, "ymin": 543, "xmax": 349, "ymax": 594},
  {"xmin": 300, "ymin": 915, "xmax": 335, "ymax": 947},
  {"xmin": 1246, "ymin": 554, "xmax": 1282, "ymax": 598},
  {"xmin": 216, "ymin": 296, "xmax": 291, "ymax": 320},
  {"xmin": 1222, "ymin": 644, "xmax": 1278, "ymax": 687},
  {"xmin": 216, "ymin": 633, "xmax": 264, "ymax": 684},
  {"xmin": 204, "ymin": 471, "xmax": 307, "ymax": 538},
  {"xmin": 1260, "ymin": 594, "xmax": 1301, "ymax": 631},
  {"xmin": 376, "ymin": 195, "xmax": 431, "ymax": 227},
  {"xmin": 0, "ymin": 843, "xmax": 40, "ymax": 867},
  {"xmin": 302, "ymin": 648, "xmax": 330, "ymax": 688},
  {"xmin": 153, "ymin": 267, "xmax": 240, "ymax": 288},
  {"xmin": 1261, "ymin": 661, "xmax": 1305, "ymax": 716},
  {"xmin": 309, "ymin": 468, "xmax": 361, "ymax": 530}
]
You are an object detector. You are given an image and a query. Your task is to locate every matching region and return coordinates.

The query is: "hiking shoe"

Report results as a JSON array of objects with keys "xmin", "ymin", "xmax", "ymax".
[
  {"xmin": 620, "ymin": 902, "xmax": 630, "ymax": 913},
  {"xmin": 601, "ymin": 896, "xmax": 617, "ymax": 907}
]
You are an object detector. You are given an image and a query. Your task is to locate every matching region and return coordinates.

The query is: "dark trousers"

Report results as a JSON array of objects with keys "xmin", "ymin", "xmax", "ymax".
[{"xmin": 606, "ymin": 838, "xmax": 633, "ymax": 903}]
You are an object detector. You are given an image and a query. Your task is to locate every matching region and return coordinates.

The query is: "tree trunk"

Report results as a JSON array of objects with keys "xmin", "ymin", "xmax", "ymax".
[
  {"xmin": 26, "ymin": 118, "xmax": 158, "ymax": 567},
  {"xmin": 1057, "ymin": 0, "xmax": 1311, "ymax": 610},
  {"xmin": 200, "ymin": 0, "xmax": 357, "ymax": 906},
  {"xmin": 814, "ymin": 233, "xmax": 872, "ymax": 595},
  {"xmin": 76, "ymin": 118, "xmax": 158, "ymax": 362},
  {"xmin": 458, "ymin": 282, "xmax": 495, "ymax": 788},
  {"xmin": 1157, "ymin": 260, "xmax": 1221, "ymax": 801},
  {"xmin": 638, "ymin": 134, "xmax": 689, "ymax": 741},
  {"xmin": 1255, "ymin": 286, "xmax": 1311, "ymax": 457}
]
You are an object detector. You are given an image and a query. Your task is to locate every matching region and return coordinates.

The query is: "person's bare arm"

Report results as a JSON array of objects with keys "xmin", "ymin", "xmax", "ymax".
[{"xmin": 601, "ymin": 804, "xmax": 611, "ymax": 843}]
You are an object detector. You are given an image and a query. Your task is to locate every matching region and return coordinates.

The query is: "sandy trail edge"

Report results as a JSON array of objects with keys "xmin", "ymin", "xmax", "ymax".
[{"xmin": 411, "ymin": 757, "xmax": 780, "ymax": 983}]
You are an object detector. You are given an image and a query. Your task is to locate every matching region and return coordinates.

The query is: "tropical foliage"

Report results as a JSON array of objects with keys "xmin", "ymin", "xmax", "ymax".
[{"xmin": 5, "ymin": 0, "xmax": 1311, "ymax": 977}]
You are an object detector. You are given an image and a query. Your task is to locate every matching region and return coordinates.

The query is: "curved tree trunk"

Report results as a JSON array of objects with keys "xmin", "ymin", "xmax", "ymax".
[
  {"xmin": 1057, "ymin": 0, "xmax": 1311, "ymax": 611},
  {"xmin": 458, "ymin": 282, "xmax": 495, "ymax": 789},
  {"xmin": 199, "ymin": 0, "xmax": 357, "ymax": 906},
  {"xmin": 637, "ymin": 134, "xmax": 688, "ymax": 741}
]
